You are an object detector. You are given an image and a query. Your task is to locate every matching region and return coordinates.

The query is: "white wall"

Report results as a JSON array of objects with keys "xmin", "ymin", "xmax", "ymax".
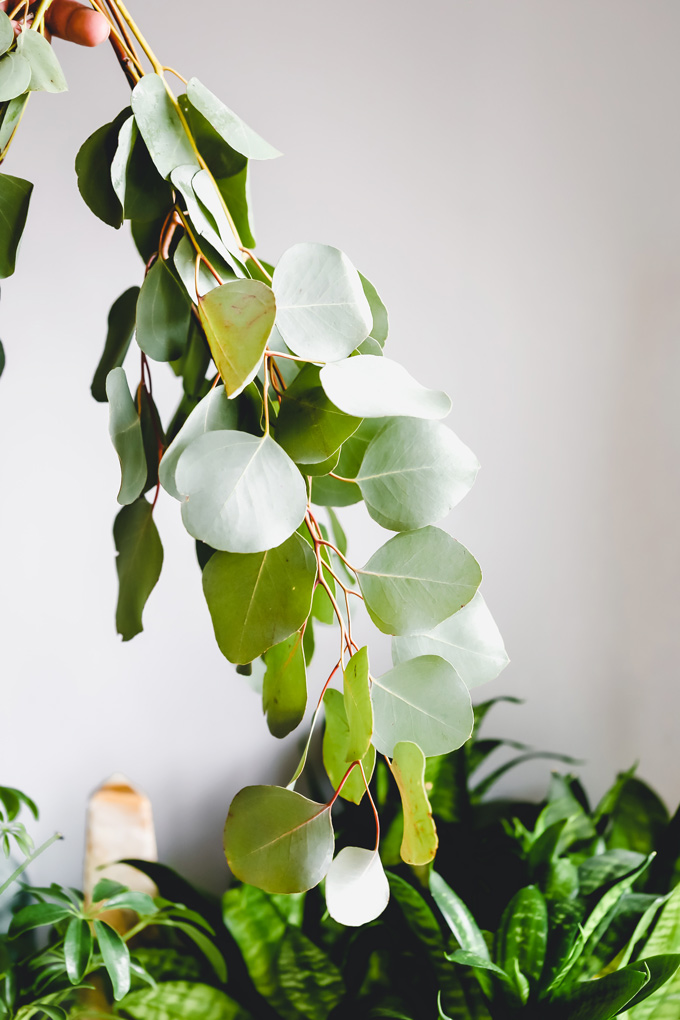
[{"xmin": 2, "ymin": 0, "xmax": 679, "ymax": 890}]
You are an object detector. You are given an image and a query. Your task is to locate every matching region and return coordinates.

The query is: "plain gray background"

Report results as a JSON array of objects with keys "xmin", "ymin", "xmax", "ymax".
[{"xmin": 2, "ymin": 0, "xmax": 679, "ymax": 890}]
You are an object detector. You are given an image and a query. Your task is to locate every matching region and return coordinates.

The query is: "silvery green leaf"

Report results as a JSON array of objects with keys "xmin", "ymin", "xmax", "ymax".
[
  {"xmin": 358, "ymin": 271, "xmax": 388, "ymax": 346},
  {"xmin": 186, "ymin": 77, "xmax": 281, "ymax": 159},
  {"xmin": 175, "ymin": 431, "xmax": 307, "ymax": 552},
  {"xmin": 160, "ymin": 387, "xmax": 238, "ymax": 500},
  {"xmin": 106, "ymin": 367, "xmax": 146, "ymax": 506},
  {"xmin": 172, "ymin": 235, "xmax": 235, "ymax": 303},
  {"xmin": 371, "ymin": 655, "xmax": 473, "ymax": 757},
  {"xmin": 0, "ymin": 93, "xmax": 29, "ymax": 150},
  {"xmin": 0, "ymin": 54, "xmax": 31, "ymax": 103},
  {"xmin": 170, "ymin": 165, "xmax": 246, "ymax": 275},
  {"xmin": 320, "ymin": 356, "xmax": 451, "ymax": 419},
  {"xmin": 0, "ymin": 12, "xmax": 14, "ymax": 56},
  {"xmin": 392, "ymin": 591, "xmax": 509, "ymax": 689},
  {"xmin": 16, "ymin": 30, "xmax": 67, "ymax": 92},
  {"xmin": 325, "ymin": 847, "xmax": 390, "ymax": 927},
  {"xmin": 192, "ymin": 168, "xmax": 249, "ymax": 268},
  {"xmin": 110, "ymin": 116, "xmax": 171, "ymax": 222},
  {"xmin": 131, "ymin": 73, "xmax": 198, "ymax": 179},
  {"xmin": 273, "ymin": 243, "xmax": 372, "ymax": 361},
  {"xmin": 357, "ymin": 417, "xmax": 479, "ymax": 531}
]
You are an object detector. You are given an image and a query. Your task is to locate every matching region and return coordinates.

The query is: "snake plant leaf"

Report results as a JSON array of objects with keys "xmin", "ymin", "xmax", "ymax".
[
  {"xmin": 371, "ymin": 655, "xmax": 473, "ymax": 758},
  {"xmin": 113, "ymin": 498, "xmax": 163, "ymax": 641},
  {"xmin": 110, "ymin": 116, "xmax": 172, "ymax": 222},
  {"xmin": 0, "ymin": 93, "xmax": 29, "ymax": 150},
  {"xmin": 131, "ymin": 73, "xmax": 199, "ymax": 179},
  {"xmin": 177, "ymin": 431, "xmax": 307, "ymax": 552},
  {"xmin": 557, "ymin": 963, "xmax": 650, "ymax": 1020},
  {"xmin": 358, "ymin": 527, "xmax": 482, "ymax": 635},
  {"xmin": 275, "ymin": 364, "xmax": 362, "ymax": 466},
  {"xmin": 262, "ymin": 630, "xmax": 307, "ymax": 738},
  {"xmin": 119, "ymin": 983, "xmax": 249, "ymax": 1020},
  {"xmin": 358, "ymin": 271, "xmax": 388, "ymax": 346},
  {"xmin": 75, "ymin": 109, "xmax": 129, "ymax": 228},
  {"xmin": 64, "ymin": 917, "xmax": 92, "ymax": 985},
  {"xmin": 15, "ymin": 30, "xmax": 67, "ymax": 92},
  {"xmin": 624, "ymin": 884, "xmax": 680, "ymax": 1018},
  {"xmin": 159, "ymin": 387, "xmax": 237, "ymax": 500},
  {"xmin": 391, "ymin": 741, "xmax": 438, "ymax": 866},
  {"xmin": 136, "ymin": 259, "xmax": 192, "ymax": 362},
  {"xmin": 273, "ymin": 243, "xmax": 372, "ymax": 361},
  {"xmin": 224, "ymin": 785, "xmax": 333, "ymax": 893},
  {"xmin": 202, "ymin": 533, "xmax": 315, "ymax": 663},
  {"xmin": 0, "ymin": 53, "xmax": 31, "ymax": 102},
  {"xmin": 357, "ymin": 417, "xmax": 479, "ymax": 531},
  {"xmin": 322, "ymin": 689, "xmax": 375, "ymax": 804},
  {"xmin": 0, "ymin": 172, "xmax": 31, "ymax": 277},
  {"xmin": 186, "ymin": 77, "xmax": 281, "ymax": 160},
  {"xmin": 198, "ymin": 279, "xmax": 275, "ymax": 397},
  {"xmin": 91, "ymin": 286, "xmax": 139, "ymax": 402},
  {"xmin": 621, "ymin": 956, "xmax": 680, "ymax": 1015},
  {"xmin": 276, "ymin": 927, "xmax": 344, "ymax": 1017},
  {"xmin": 93, "ymin": 920, "xmax": 131, "ymax": 1000},
  {"xmin": 310, "ymin": 418, "xmax": 383, "ymax": 506},
  {"xmin": 325, "ymin": 847, "xmax": 390, "ymax": 927},
  {"xmin": 320, "ymin": 356, "xmax": 451, "ymax": 420},
  {"xmin": 0, "ymin": 12, "xmax": 13, "ymax": 55},
  {"xmin": 495, "ymin": 886, "xmax": 547, "ymax": 989},
  {"xmin": 343, "ymin": 646, "xmax": 372, "ymax": 762},
  {"xmin": 222, "ymin": 885, "xmax": 290, "ymax": 1013},
  {"xmin": 392, "ymin": 592, "xmax": 509, "ymax": 689},
  {"xmin": 430, "ymin": 872, "xmax": 491, "ymax": 960},
  {"xmin": 106, "ymin": 367, "xmax": 146, "ymax": 505}
]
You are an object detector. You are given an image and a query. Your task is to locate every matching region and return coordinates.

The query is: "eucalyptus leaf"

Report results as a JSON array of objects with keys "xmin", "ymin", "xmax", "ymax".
[
  {"xmin": 391, "ymin": 741, "xmax": 438, "ymax": 866},
  {"xmin": 110, "ymin": 116, "xmax": 172, "ymax": 222},
  {"xmin": 392, "ymin": 591, "xmax": 509, "ymax": 689},
  {"xmin": 320, "ymin": 357, "xmax": 451, "ymax": 419},
  {"xmin": 176, "ymin": 431, "xmax": 307, "ymax": 553},
  {"xmin": 136, "ymin": 259, "xmax": 191, "ymax": 362},
  {"xmin": 215, "ymin": 165, "xmax": 255, "ymax": 250},
  {"xmin": 119, "ymin": 982, "xmax": 250, "ymax": 1020},
  {"xmin": 273, "ymin": 243, "xmax": 372, "ymax": 361},
  {"xmin": 322, "ymin": 689, "xmax": 375, "ymax": 804},
  {"xmin": 75, "ymin": 108, "xmax": 129, "ymax": 228},
  {"xmin": 202, "ymin": 533, "xmax": 315, "ymax": 663},
  {"xmin": 325, "ymin": 847, "xmax": 390, "ymax": 927},
  {"xmin": 358, "ymin": 526, "xmax": 482, "ymax": 635},
  {"xmin": 359, "ymin": 271, "xmax": 388, "ymax": 346},
  {"xmin": 16, "ymin": 30, "xmax": 67, "ymax": 92},
  {"xmin": 131, "ymin": 73, "xmax": 199, "ymax": 179},
  {"xmin": 178, "ymin": 92, "xmax": 246, "ymax": 178},
  {"xmin": 275, "ymin": 363, "xmax": 362, "ymax": 465},
  {"xmin": 357, "ymin": 417, "xmax": 479, "ymax": 531},
  {"xmin": 91, "ymin": 286, "xmax": 139, "ymax": 402},
  {"xmin": 223, "ymin": 785, "xmax": 334, "ymax": 893},
  {"xmin": 0, "ymin": 92, "xmax": 29, "ymax": 150},
  {"xmin": 191, "ymin": 168, "xmax": 250, "ymax": 268},
  {"xmin": 113, "ymin": 498, "xmax": 163, "ymax": 641},
  {"xmin": 173, "ymin": 234, "xmax": 235, "ymax": 303},
  {"xmin": 159, "ymin": 387, "xmax": 237, "ymax": 500},
  {"xmin": 93, "ymin": 920, "xmax": 131, "ymax": 1000},
  {"xmin": 371, "ymin": 655, "xmax": 473, "ymax": 758},
  {"xmin": 311, "ymin": 418, "xmax": 383, "ymax": 506},
  {"xmin": 0, "ymin": 171, "xmax": 31, "ymax": 278},
  {"xmin": 106, "ymin": 367, "xmax": 146, "ymax": 505},
  {"xmin": 0, "ymin": 54, "xmax": 32, "ymax": 103},
  {"xmin": 262, "ymin": 630, "xmax": 307, "ymax": 738},
  {"xmin": 0, "ymin": 12, "xmax": 13, "ymax": 56},
  {"xmin": 186, "ymin": 78, "xmax": 281, "ymax": 159},
  {"xmin": 343, "ymin": 646, "xmax": 372, "ymax": 761},
  {"xmin": 198, "ymin": 279, "xmax": 275, "ymax": 397}
]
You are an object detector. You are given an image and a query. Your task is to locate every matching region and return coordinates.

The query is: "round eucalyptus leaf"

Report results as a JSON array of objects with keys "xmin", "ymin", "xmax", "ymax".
[
  {"xmin": 371, "ymin": 655, "xmax": 473, "ymax": 757},
  {"xmin": 198, "ymin": 279, "xmax": 276, "ymax": 398},
  {"xmin": 0, "ymin": 54, "xmax": 31, "ymax": 103},
  {"xmin": 0, "ymin": 12, "xmax": 14, "ymax": 56},
  {"xmin": 310, "ymin": 418, "xmax": 383, "ymax": 507},
  {"xmin": 203, "ymin": 533, "xmax": 316, "ymax": 663},
  {"xmin": 357, "ymin": 526, "xmax": 482, "ymax": 635},
  {"xmin": 186, "ymin": 77, "xmax": 281, "ymax": 160},
  {"xmin": 173, "ymin": 234, "xmax": 235, "ymax": 304},
  {"xmin": 392, "ymin": 591, "xmax": 509, "ymax": 689},
  {"xmin": 131, "ymin": 73, "xmax": 199, "ymax": 180},
  {"xmin": 224, "ymin": 785, "xmax": 333, "ymax": 893},
  {"xmin": 357, "ymin": 417, "xmax": 479, "ymax": 531},
  {"xmin": 0, "ymin": 92, "xmax": 29, "ymax": 151},
  {"xmin": 325, "ymin": 847, "xmax": 390, "ymax": 927},
  {"xmin": 160, "ymin": 387, "xmax": 238, "ymax": 500},
  {"xmin": 320, "ymin": 356, "xmax": 451, "ymax": 420},
  {"xmin": 273, "ymin": 243, "xmax": 372, "ymax": 361},
  {"xmin": 275, "ymin": 364, "xmax": 362, "ymax": 465},
  {"xmin": 106, "ymin": 367, "xmax": 146, "ymax": 506},
  {"xmin": 15, "ymin": 31, "xmax": 67, "ymax": 92},
  {"xmin": 136, "ymin": 259, "xmax": 191, "ymax": 362},
  {"xmin": 176, "ymin": 431, "xmax": 307, "ymax": 552},
  {"xmin": 322, "ymin": 689, "xmax": 376, "ymax": 805}
]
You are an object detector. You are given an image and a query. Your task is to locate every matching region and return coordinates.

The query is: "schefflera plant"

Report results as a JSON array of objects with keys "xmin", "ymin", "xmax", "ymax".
[{"xmin": 1, "ymin": 3, "xmax": 511, "ymax": 925}]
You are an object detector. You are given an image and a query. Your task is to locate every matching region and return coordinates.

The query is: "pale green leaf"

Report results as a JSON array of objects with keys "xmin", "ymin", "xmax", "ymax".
[
  {"xmin": 392, "ymin": 591, "xmax": 509, "ymax": 689},
  {"xmin": 430, "ymin": 871, "xmax": 490, "ymax": 959},
  {"xmin": 113, "ymin": 498, "xmax": 163, "ymax": 641},
  {"xmin": 198, "ymin": 279, "xmax": 275, "ymax": 397},
  {"xmin": 0, "ymin": 171, "xmax": 32, "ymax": 278},
  {"xmin": 322, "ymin": 688, "xmax": 375, "ymax": 804},
  {"xmin": 343, "ymin": 646, "xmax": 372, "ymax": 761},
  {"xmin": 273, "ymin": 243, "xmax": 372, "ymax": 361},
  {"xmin": 186, "ymin": 78, "xmax": 280, "ymax": 159},
  {"xmin": 0, "ymin": 12, "xmax": 13, "ymax": 55},
  {"xmin": 131, "ymin": 73, "xmax": 199, "ymax": 179},
  {"xmin": 191, "ymin": 169, "xmax": 250, "ymax": 269},
  {"xmin": 325, "ymin": 847, "xmax": 389, "ymax": 927},
  {"xmin": 0, "ymin": 92, "xmax": 29, "ymax": 150},
  {"xmin": 173, "ymin": 234, "xmax": 235, "ymax": 303},
  {"xmin": 357, "ymin": 417, "xmax": 479, "ymax": 531},
  {"xmin": 110, "ymin": 116, "xmax": 171, "ymax": 222},
  {"xmin": 202, "ymin": 533, "xmax": 315, "ymax": 663},
  {"xmin": 262, "ymin": 630, "xmax": 307, "ymax": 738},
  {"xmin": 624, "ymin": 885, "xmax": 680, "ymax": 1019},
  {"xmin": 0, "ymin": 53, "xmax": 31, "ymax": 102},
  {"xmin": 136, "ymin": 259, "xmax": 191, "ymax": 362},
  {"xmin": 176, "ymin": 431, "xmax": 307, "ymax": 553},
  {"xmin": 359, "ymin": 271, "xmax": 388, "ymax": 346},
  {"xmin": 358, "ymin": 526, "xmax": 482, "ymax": 635},
  {"xmin": 120, "ymin": 982, "xmax": 250, "ymax": 1020},
  {"xmin": 16, "ymin": 30, "xmax": 67, "ymax": 92},
  {"xmin": 391, "ymin": 741, "xmax": 438, "ymax": 866},
  {"xmin": 106, "ymin": 367, "xmax": 146, "ymax": 505},
  {"xmin": 275, "ymin": 363, "xmax": 362, "ymax": 466},
  {"xmin": 91, "ymin": 286, "xmax": 139, "ymax": 402},
  {"xmin": 320, "ymin": 357, "xmax": 451, "ymax": 419},
  {"xmin": 371, "ymin": 655, "xmax": 473, "ymax": 757},
  {"xmin": 223, "ymin": 785, "xmax": 333, "ymax": 893},
  {"xmin": 170, "ymin": 164, "xmax": 236, "ymax": 268},
  {"xmin": 159, "ymin": 387, "xmax": 237, "ymax": 500}
]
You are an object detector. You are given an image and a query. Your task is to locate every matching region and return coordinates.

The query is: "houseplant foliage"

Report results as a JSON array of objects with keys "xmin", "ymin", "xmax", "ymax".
[{"xmin": 0, "ymin": 0, "xmax": 510, "ymax": 919}]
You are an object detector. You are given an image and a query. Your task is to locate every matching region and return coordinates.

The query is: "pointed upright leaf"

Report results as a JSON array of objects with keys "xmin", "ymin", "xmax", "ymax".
[
  {"xmin": 113, "ymin": 498, "xmax": 163, "ymax": 641},
  {"xmin": 495, "ymin": 886, "xmax": 547, "ymax": 988},
  {"xmin": 224, "ymin": 785, "xmax": 333, "ymax": 893},
  {"xmin": 198, "ymin": 279, "xmax": 275, "ymax": 397},
  {"xmin": 159, "ymin": 386, "xmax": 238, "ymax": 500},
  {"xmin": 136, "ymin": 259, "xmax": 191, "ymax": 362},
  {"xmin": 16, "ymin": 30, "xmax": 67, "ymax": 92},
  {"xmin": 262, "ymin": 630, "xmax": 307, "ymax": 738},
  {"xmin": 325, "ymin": 847, "xmax": 390, "ymax": 927},
  {"xmin": 391, "ymin": 741, "xmax": 438, "ymax": 866},
  {"xmin": 275, "ymin": 363, "xmax": 362, "ymax": 466},
  {"xmin": 320, "ymin": 357, "xmax": 451, "ymax": 419},
  {"xmin": 343, "ymin": 646, "xmax": 372, "ymax": 762},
  {"xmin": 215, "ymin": 165, "xmax": 256, "ymax": 249},
  {"xmin": 323, "ymin": 689, "xmax": 375, "ymax": 805},
  {"xmin": 0, "ymin": 54, "xmax": 32, "ymax": 102},
  {"xmin": 276, "ymin": 926, "xmax": 344, "ymax": 1018},
  {"xmin": 0, "ymin": 171, "xmax": 31, "ymax": 278},
  {"xmin": 91, "ymin": 287, "xmax": 139, "ymax": 402},
  {"xmin": 273, "ymin": 243, "xmax": 372, "ymax": 361},
  {"xmin": 186, "ymin": 78, "xmax": 281, "ymax": 159},
  {"xmin": 131, "ymin": 73, "xmax": 199, "ymax": 179},
  {"xmin": 430, "ymin": 872, "xmax": 490, "ymax": 959},
  {"xmin": 106, "ymin": 367, "xmax": 146, "ymax": 505},
  {"xmin": 119, "ymin": 983, "xmax": 249, "ymax": 1020},
  {"xmin": 110, "ymin": 116, "xmax": 172, "ymax": 222}
]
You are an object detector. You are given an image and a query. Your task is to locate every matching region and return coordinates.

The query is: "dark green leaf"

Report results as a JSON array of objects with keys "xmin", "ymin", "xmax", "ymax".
[
  {"xmin": 91, "ymin": 287, "xmax": 139, "ymax": 402},
  {"xmin": 553, "ymin": 962, "xmax": 649, "ymax": 1019},
  {"xmin": 75, "ymin": 109, "xmax": 129, "ymax": 228},
  {"xmin": 222, "ymin": 884, "xmax": 290, "ymax": 1014},
  {"xmin": 343, "ymin": 645, "xmax": 372, "ymax": 761},
  {"xmin": 94, "ymin": 918, "xmax": 131, "ymax": 1000},
  {"xmin": 311, "ymin": 419, "xmax": 383, "ymax": 506},
  {"xmin": 178, "ymin": 93, "xmax": 246, "ymax": 178},
  {"xmin": 9, "ymin": 902, "xmax": 72, "ymax": 937},
  {"xmin": 110, "ymin": 116, "xmax": 172, "ymax": 222},
  {"xmin": 276, "ymin": 925, "xmax": 345, "ymax": 1019},
  {"xmin": 578, "ymin": 849, "xmax": 648, "ymax": 897},
  {"xmin": 494, "ymin": 886, "xmax": 547, "ymax": 989},
  {"xmin": 119, "ymin": 982, "xmax": 251, "ymax": 1020},
  {"xmin": 262, "ymin": 630, "xmax": 307, "ymax": 738},
  {"xmin": 64, "ymin": 917, "xmax": 92, "ymax": 984},
  {"xmin": 0, "ymin": 785, "xmax": 37, "ymax": 820},
  {"xmin": 153, "ymin": 920, "xmax": 225, "ymax": 982},
  {"xmin": 131, "ymin": 73, "xmax": 199, "ymax": 180},
  {"xmin": 215, "ymin": 167, "xmax": 255, "ymax": 249},
  {"xmin": 359, "ymin": 271, "xmax": 388, "ymax": 346},
  {"xmin": 430, "ymin": 872, "xmax": 489, "ymax": 959},
  {"xmin": 275, "ymin": 364, "xmax": 362, "ymax": 466},
  {"xmin": 136, "ymin": 259, "xmax": 192, "ymax": 362},
  {"xmin": 100, "ymin": 891, "xmax": 157, "ymax": 914},
  {"xmin": 607, "ymin": 776, "xmax": 669, "ymax": 856},
  {"xmin": 92, "ymin": 878, "xmax": 127, "ymax": 901},
  {"xmin": 0, "ymin": 93, "xmax": 29, "ymax": 151},
  {"xmin": 0, "ymin": 171, "xmax": 32, "ymax": 278},
  {"xmin": 113, "ymin": 498, "xmax": 163, "ymax": 641}
]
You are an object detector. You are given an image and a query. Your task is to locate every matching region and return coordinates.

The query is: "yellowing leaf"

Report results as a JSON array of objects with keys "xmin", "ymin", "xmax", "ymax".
[
  {"xmin": 343, "ymin": 646, "xmax": 372, "ymax": 761},
  {"xmin": 391, "ymin": 741, "xmax": 438, "ymax": 866},
  {"xmin": 198, "ymin": 279, "xmax": 276, "ymax": 397}
]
